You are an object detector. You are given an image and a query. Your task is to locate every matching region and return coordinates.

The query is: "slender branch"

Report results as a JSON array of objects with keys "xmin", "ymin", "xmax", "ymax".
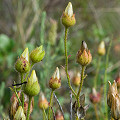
[
  {"xmin": 77, "ymin": 66, "xmax": 85, "ymax": 107},
  {"xmin": 42, "ymin": 108, "xmax": 48, "ymax": 120},
  {"xmin": 70, "ymin": 91, "xmax": 72, "ymax": 120},
  {"xmin": 14, "ymin": 89, "xmax": 21, "ymax": 105},
  {"xmin": 21, "ymin": 73, "xmax": 24, "ymax": 111},
  {"xmin": 64, "ymin": 27, "xmax": 76, "ymax": 97},
  {"xmin": 54, "ymin": 93, "xmax": 64, "ymax": 119},
  {"xmin": 48, "ymin": 90, "xmax": 54, "ymax": 120},
  {"xmin": 22, "ymin": 92, "xmax": 24, "ymax": 111},
  {"xmin": 26, "ymin": 96, "xmax": 32, "ymax": 120},
  {"xmin": 51, "ymin": 106, "xmax": 56, "ymax": 120},
  {"xmin": 104, "ymin": 40, "xmax": 112, "ymax": 120},
  {"xmin": 42, "ymin": 109, "xmax": 45, "ymax": 120}
]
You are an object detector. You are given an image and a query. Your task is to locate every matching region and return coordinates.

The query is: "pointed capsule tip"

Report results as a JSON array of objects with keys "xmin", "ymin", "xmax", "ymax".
[
  {"xmin": 65, "ymin": 2, "xmax": 73, "ymax": 17},
  {"xmin": 30, "ymin": 70, "xmax": 37, "ymax": 83}
]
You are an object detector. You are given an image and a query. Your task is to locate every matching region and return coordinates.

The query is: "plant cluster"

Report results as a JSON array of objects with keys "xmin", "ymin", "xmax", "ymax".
[{"xmin": 0, "ymin": 1, "xmax": 120, "ymax": 120}]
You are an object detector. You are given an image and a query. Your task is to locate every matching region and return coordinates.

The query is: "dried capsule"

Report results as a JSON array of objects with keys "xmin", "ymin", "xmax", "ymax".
[
  {"xmin": 107, "ymin": 81, "xmax": 118, "ymax": 108},
  {"xmin": 111, "ymin": 94, "xmax": 120, "ymax": 119}
]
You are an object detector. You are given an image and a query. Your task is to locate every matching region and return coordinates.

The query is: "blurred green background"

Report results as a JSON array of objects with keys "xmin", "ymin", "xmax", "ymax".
[{"xmin": 0, "ymin": 0, "xmax": 120, "ymax": 119}]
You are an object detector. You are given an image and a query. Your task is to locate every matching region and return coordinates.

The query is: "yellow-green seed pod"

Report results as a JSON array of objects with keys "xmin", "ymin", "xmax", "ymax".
[
  {"xmin": 30, "ymin": 45, "xmax": 45, "ymax": 63},
  {"xmin": 76, "ymin": 41, "xmax": 92, "ymax": 66},
  {"xmin": 24, "ymin": 70, "xmax": 40, "ymax": 97},
  {"xmin": 61, "ymin": 2, "xmax": 76, "ymax": 28},
  {"xmin": 49, "ymin": 67, "xmax": 61, "ymax": 90}
]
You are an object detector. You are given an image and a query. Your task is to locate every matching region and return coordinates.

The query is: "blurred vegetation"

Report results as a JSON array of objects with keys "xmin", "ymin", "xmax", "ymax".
[{"xmin": 0, "ymin": 0, "xmax": 120, "ymax": 119}]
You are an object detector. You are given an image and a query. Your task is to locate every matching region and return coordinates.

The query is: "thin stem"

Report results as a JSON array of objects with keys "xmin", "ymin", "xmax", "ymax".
[
  {"xmin": 51, "ymin": 106, "xmax": 56, "ymax": 120},
  {"xmin": 94, "ymin": 104, "xmax": 99, "ymax": 120},
  {"xmin": 64, "ymin": 27, "xmax": 76, "ymax": 97},
  {"xmin": 54, "ymin": 93, "xmax": 64, "ymax": 119},
  {"xmin": 14, "ymin": 89, "xmax": 21, "ymax": 105},
  {"xmin": 26, "ymin": 96, "xmax": 32, "ymax": 120},
  {"xmin": 21, "ymin": 73, "xmax": 24, "ymax": 111},
  {"xmin": 48, "ymin": 90, "xmax": 54, "ymax": 120},
  {"xmin": 75, "ymin": 86, "xmax": 78, "ymax": 93},
  {"xmin": 70, "ymin": 91, "xmax": 72, "ymax": 120},
  {"xmin": 77, "ymin": 66, "xmax": 85, "ymax": 107},
  {"xmin": 104, "ymin": 40, "xmax": 112, "ymax": 120},
  {"xmin": 43, "ymin": 108, "xmax": 48, "ymax": 120},
  {"xmin": 42, "ymin": 109, "xmax": 45, "ymax": 120},
  {"xmin": 94, "ymin": 56, "xmax": 101, "ymax": 89},
  {"xmin": 22, "ymin": 92, "xmax": 24, "ymax": 111}
]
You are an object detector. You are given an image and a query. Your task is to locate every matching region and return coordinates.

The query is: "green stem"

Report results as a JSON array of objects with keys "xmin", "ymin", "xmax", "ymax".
[
  {"xmin": 94, "ymin": 104, "xmax": 99, "ymax": 120},
  {"xmin": 104, "ymin": 40, "xmax": 112, "ymax": 120},
  {"xmin": 21, "ymin": 73, "xmax": 24, "ymax": 111},
  {"xmin": 14, "ymin": 89, "xmax": 21, "ymax": 105},
  {"xmin": 94, "ymin": 56, "xmax": 101, "ymax": 89},
  {"xmin": 22, "ymin": 92, "xmax": 24, "ymax": 111},
  {"xmin": 77, "ymin": 66, "xmax": 85, "ymax": 107},
  {"xmin": 48, "ymin": 90, "xmax": 54, "ymax": 120},
  {"xmin": 64, "ymin": 27, "xmax": 76, "ymax": 97},
  {"xmin": 26, "ymin": 96, "xmax": 32, "ymax": 120},
  {"xmin": 42, "ymin": 108, "xmax": 48, "ymax": 120},
  {"xmin": 42, "ymin": 109, "xmax": 45, "ymax": 120}
]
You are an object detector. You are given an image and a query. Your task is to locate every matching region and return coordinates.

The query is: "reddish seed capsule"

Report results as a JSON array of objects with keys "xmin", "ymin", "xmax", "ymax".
[
  {"xmin": 72, "ymin": 72, "xmax": 81, "ymax": 87},
  {"xmin": 89, "ymin": 88, "xmax": 101, "ymax": 104},
  {"xmin": 38, "ymin": 92, "xmax": 48, "ymax": 110},
  {"xmin": 115, "ymin": 74, "xmax": 120, "ymax": 88},
  {"xmin": 55, "ymin": 110, "xmax": 64, "ymax": 120}
]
